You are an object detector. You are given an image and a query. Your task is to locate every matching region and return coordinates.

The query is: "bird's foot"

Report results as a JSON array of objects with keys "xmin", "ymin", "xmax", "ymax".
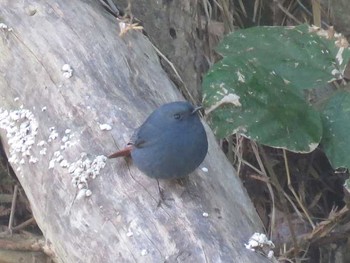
[{"xmin": 156, "ymin": 180, "xmax": 173, "ymax": 208}]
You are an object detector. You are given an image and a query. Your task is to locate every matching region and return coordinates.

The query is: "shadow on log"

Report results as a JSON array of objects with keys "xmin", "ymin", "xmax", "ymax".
[{"xmin": 0, "ymin": 0, "xmax": 271, "ymax": 262}]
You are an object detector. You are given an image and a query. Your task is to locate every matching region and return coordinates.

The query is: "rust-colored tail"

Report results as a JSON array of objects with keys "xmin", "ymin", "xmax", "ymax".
[{"xmin": 108, "ymin": 145, "xmax": 133, "ymax": 158}]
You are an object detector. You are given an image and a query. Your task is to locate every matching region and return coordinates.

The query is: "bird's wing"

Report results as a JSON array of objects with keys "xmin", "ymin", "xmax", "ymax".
[
  {"xmin": 129, "ymin": 127, "xmax": 140, "ymax": 145},
  {"xmin": 132, "ymin": 121, "xmax": 159, "ymax": 148}
]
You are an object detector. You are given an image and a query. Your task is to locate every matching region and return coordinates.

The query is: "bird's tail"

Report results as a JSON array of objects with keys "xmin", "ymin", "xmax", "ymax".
[{"xmin": 108, "ymin": 145, "xmax": 133, "ymax": 158}]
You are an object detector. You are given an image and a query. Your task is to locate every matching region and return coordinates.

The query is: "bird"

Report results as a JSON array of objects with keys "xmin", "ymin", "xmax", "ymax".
[{"xmin": 108, "ymin": 101, "xmax": 208, "ymax": 179}]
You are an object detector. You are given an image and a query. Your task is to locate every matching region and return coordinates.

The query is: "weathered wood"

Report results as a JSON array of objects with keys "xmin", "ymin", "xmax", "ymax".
[
  {"xmin": 0, "ymin": 1, "xmax": 270, "ymax": 262},
  {"xmin": 110, "ymin": 0, "xmax": 212, "ymax": 101}
]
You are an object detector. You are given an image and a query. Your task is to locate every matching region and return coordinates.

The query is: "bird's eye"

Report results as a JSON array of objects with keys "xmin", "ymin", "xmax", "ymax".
[{"xmin": 174, "ymin": 113, "xmax": 181, "ymax": 120}]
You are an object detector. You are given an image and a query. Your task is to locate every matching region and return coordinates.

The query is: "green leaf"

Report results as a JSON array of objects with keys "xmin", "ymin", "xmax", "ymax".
[
  {"xmin": 203, "ymin": 24, "xmax": 350, "ymax": 153},
  {"xmin": 321, "ymin": 91, "xmax": 350, "ymax": 168},
  {"xmin": 216, "ymin": 24, "xmax": 350, "ymax": 91},
  {"xmin": 204, "ymin": 66, "xmax": 322, "ymax": 152}
]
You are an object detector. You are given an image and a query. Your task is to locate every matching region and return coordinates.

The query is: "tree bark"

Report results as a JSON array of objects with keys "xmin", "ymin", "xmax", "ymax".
[
  {"xmin": 112, "ymin": 0, "xmax": 212, "ymax": 101},
  {"xmin": 0, "ymin": 1, "xmax": 270, "ymax": 262}
]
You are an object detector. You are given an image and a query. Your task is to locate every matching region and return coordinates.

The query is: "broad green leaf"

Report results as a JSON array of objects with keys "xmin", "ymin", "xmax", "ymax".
[
  {"xmin": 203, "ymin": 24, "xmax": 350, "ymax": 153},
  {"xmin": 204, "ymin": 66, "xmax": 322, "ymax": 152},
  {"xmin": 216, "ymin": 24, "xmax": 350, "ymax": 91},
  {"xmin": 321, "ymin": 91, "xmax": 350, "ymax": 168}
]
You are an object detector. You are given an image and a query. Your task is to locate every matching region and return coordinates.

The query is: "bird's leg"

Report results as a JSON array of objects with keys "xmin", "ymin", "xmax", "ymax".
[
  {"xmin": 156, "ymin": 179, "xmax": 172, "ymax": 208},
  {"xmin": 156, "ymin": 179, "xmax": 165, "ymax": 207}
]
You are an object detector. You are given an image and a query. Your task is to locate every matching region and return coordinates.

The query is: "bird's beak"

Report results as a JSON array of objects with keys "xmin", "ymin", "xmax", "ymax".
[{"xmin": 191, "ymin": 105, "xmax": 203, "ymax": 114}]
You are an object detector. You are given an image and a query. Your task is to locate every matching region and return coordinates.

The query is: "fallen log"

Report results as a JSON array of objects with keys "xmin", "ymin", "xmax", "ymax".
[{"xmin": 0, "ymin": 0, "xmax": 270, "ymax": 262}]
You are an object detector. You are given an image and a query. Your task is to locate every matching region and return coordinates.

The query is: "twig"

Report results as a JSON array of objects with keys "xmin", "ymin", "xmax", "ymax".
[
  {"xmin": 150, "ymin": 42, "xmax": 185, "ymax": 88},
  {"xmin": 275, "ymin": 0, "xmax": 303, "ymax": 25},
  {"xmin": 311, "ymin": 0, "xmax": 321, "ymax": 27},
  {"xmin": 8, "ymin": 185, "xmax": 18, "ymax": 233},
  {"xmin": 0, "ymin": 237, "xmax": 44, "ymax": 252},
  {"xmin": 259, "ymin": 146, "xmax": 298, "ymax": 255},
  {"xmin": 149, "ymin": 42, "xmax": 198, "ymax": 107},
  {"xmin": 251, "ymin": 142, "xmax": 276, "ymax": 238},
  {"xmin": 283, "ymin": 149, "xmax": 315, "ymax": 228},
  {"xmin": 232, "ymin": 139, "xmax": 265, "ymax": 176},
  {"xmin": 296, "ymin": 0, "xmax": 330, "ymax": 27},
  {"xmin": 99, "ymin": 0, "xmax": 121, "ymax": 17},
  {"xmin": 12, "ymin": 217, "xmax": 36, "ymax": 232}
]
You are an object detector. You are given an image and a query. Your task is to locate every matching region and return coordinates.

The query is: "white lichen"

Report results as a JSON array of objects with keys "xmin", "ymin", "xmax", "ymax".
[
  {"xmin": 59, "ymin": 159, "xmax": 69, "ymax": 168},
  {"xmin": 49, "ymin": 159, "xmax": 55, "ymax": 169},
  {"xmin": 244, "ymin": 232, "xmax": 275, "ymax": 252},
  {"xmin": 85, "ymin": 189, "xmax": 92, "ymax": 197},
  {"xmin": 76, "ymin": 188, "xmax": 88, "ymax": 200},
  {"xmin": 48, "ymin": 127, "xmax": 58, "ymax": 141},
  {"xmin": 99, "ymin": 123, "xmax": 112, "ymax": 131},
  {"xmin": 69, "ymin": 154, "xmax": 107, "ymax": 198},
  {"xmin": 62, "ymin": 64, "xmax": 73, "ymax": 78},
  {"xmin": 1, "ymin": 107, "xmax": 107, "ymax": 199},
  {"xmin": 0, "ymin": 23, "xmax": 12, "ymax": 31},
  {"xmin": 201, "ymin": 167, "xmax": 208, "ymax": 173},
  {"xmin": 39, "ymin": 148, "xmax": 47, "ymax": 155},
  {"xmin": 37, "ymin": 140, "xmax": 46, "ymax": 147},
  {"xmin": 29, "ymin": 156, "xmax": 38, "ymax": 164},
  {"xmin": 0, "ymin": 108, "xmax": 39, "ymax": 167}
]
